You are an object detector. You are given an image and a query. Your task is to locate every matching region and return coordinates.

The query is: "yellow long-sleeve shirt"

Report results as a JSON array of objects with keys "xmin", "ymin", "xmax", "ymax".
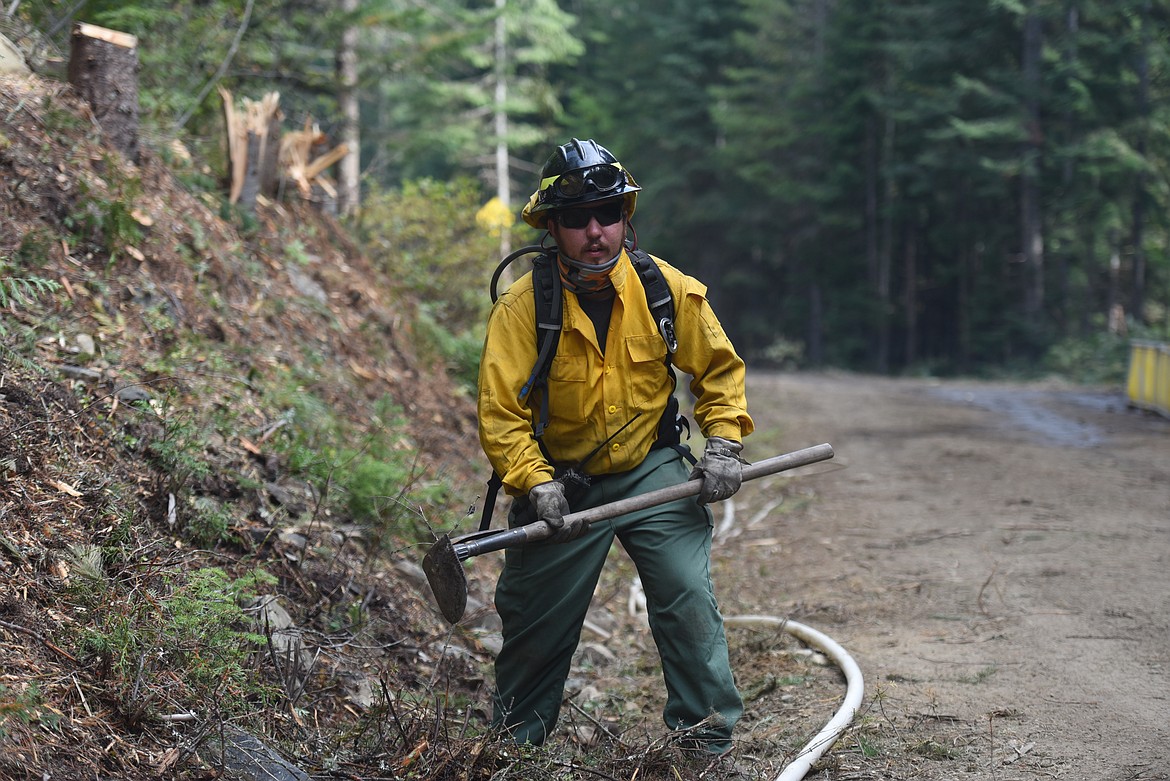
[{"xmin": 478, "ymin": 250, "xmax": 753, "ymax": 496}]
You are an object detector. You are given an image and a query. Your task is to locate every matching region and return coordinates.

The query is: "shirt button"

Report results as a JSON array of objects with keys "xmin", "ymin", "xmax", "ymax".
[
  {"xmin": 611, "ymin": 443, "xmax": 621, "ymax": 451},
  {"xmin": 608, "ymin": 405, "xmax": 617, "ymax": 413}
]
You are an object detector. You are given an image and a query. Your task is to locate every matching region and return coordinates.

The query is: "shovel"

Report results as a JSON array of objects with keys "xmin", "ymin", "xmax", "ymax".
[{"xmin": 422, "ymin": 442, "xmax": 834, "ymax": 623}]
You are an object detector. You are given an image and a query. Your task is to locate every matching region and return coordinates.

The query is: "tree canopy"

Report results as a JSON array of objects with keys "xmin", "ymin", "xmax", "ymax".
[{"xmin": 10, "ymin": 0, "xmax": 1170, "ymax": 376}]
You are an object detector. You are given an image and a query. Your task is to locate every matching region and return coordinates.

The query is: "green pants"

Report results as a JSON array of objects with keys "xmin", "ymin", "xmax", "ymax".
[{"xmin": 492, "ymin": 447, "xmax": 742, "ymax": 752}]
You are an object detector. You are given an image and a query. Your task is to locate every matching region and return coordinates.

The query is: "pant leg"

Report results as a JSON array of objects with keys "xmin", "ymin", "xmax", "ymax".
[
  {"xmin": 492, "ymin": 514, "xmax": 615, "ymax": 744},
  {"xmin": 609, "ymin": 448, "xmax": 743, "ymax": 752}
]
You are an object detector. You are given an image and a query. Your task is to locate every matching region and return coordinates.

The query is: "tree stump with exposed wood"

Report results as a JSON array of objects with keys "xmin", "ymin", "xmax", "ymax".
[{"xmin": 67, "ymin": 23, "xmax": 139, "ymax": 164}]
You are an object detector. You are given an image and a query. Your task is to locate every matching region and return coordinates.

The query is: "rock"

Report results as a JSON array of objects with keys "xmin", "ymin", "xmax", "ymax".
[
  {"xmin": 342, "ymin": 673, "xmax": 377, "ymax": 709},
  {"xmin": 75, "ymin": 333, "xmax": 96, "ymax": 357},
  {"xmin": 0, "ymin": 33, "xmax": 29, "ymax": 76},
  {"xmin": 286, "ymin": 266, "xmax": 326, "ymax": 303},
  {"xmin": 574, "ymin": 642, "xmax": 616, "ymax": 667},
  {"xmin": 198, "ymin": 726, "xmax": 309, "ymax": 781},
  {"xmin": 470, "ymin": 629, "xmax": 503, "ymax": 657},
  {"xmin": 114, "ymin": 384, "xmax": 151, "ymax": 403},
  {"xmin": 244, "ymin": 596, "xmax": 314, "ymax": 681},
  {"xmin": 58, "ymin": 365, "xmax": 103, "ymax": 382},
  {"xmin": 247, "ymin": 595, "xmax": 294, "ymax": 631}
]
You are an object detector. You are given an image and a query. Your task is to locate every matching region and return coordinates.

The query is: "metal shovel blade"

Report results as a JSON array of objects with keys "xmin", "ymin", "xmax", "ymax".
[{"xmin": 421, "ymin": 533, "xmax": 467, "ymax": 624}]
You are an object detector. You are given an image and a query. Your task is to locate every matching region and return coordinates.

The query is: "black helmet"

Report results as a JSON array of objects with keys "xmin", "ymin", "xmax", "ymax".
[{"xmin": 522, "ymin": 138, "xmax": 640, "ymax": 229}]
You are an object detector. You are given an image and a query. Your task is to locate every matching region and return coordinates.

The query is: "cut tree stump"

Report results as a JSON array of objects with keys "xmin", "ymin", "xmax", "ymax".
[{"xmin": 68, "ymin": 23, "xmax": 139, "ymax": 163}]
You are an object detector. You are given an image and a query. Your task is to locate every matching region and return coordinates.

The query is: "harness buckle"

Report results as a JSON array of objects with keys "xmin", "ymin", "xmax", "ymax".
[{"xmin": 658, "ymin": 317, "xmax": 678, "ymax": 354}]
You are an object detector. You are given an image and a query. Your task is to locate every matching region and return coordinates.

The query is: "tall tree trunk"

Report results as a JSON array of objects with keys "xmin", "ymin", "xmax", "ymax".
[
  {"xmin": 957, "ymin": 185, "xmax": 972, "ymax": 371},
  {"xmin": 807, "ymin": 282, "xmax": 824, "ymax": 366},
  {"xmin": 879, "ymin": 115, "xmax": 896, "ymax": 373},
  {"xmin": 1130, "ymin": 0, "xmax": 1150, "ymax": 323},
  {"xmin": 494, "ymin": 0, "xmax": 512, "ymax": 260},
  {"xmin": 336, "ymin": 0, "xmax": 361, "ymax": 218},
  {"xmin": 1020, "ymin": 3, "xmax": 1045, "ymax": 325},
  {"xmin": 903, "ymin": 230, "xmax": 918, "ymax": 366},
  {"xmin": 1054, "ymin": 2, "xmax": 1078, "ymax": 335},
  {"xmin": 864, "ymin": 115, "xmax": 884, "ymax": 372},
  {"xmin": 1107, "ymin": 231, "xmax": 1123, "ymax": 334}
]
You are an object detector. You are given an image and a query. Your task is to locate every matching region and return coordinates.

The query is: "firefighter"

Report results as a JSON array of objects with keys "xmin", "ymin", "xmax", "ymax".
[{"xmin": 477, "ymin": 138, "xmax": 753, "ymax": 761}]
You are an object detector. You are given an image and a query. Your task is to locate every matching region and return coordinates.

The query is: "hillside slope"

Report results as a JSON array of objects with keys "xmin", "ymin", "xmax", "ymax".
[{"xmin": 1, "ymin": 72, "xmax": 491, "ymax": 779}]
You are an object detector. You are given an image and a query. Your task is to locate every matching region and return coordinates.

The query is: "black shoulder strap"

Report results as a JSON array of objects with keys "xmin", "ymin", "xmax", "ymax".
[
  {"xmin": 481, "ymin": 248, "xmax": 560, "ymax": 532},
  {"xmin": 521, "ymin": 252, "xmax": 562, "ymax": 440},
  {"xmin": 628, "ymin": 250, "xmax": 696, "ymax": 465},
  {"xmin": 628, "ymin": 249, "xmax": 678, "ymax": 355}
]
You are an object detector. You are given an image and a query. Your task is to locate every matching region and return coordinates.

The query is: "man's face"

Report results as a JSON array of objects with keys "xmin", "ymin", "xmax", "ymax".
[{"xmin": 548, "ymin": 199, "xmax": 626, "ymax": 265}]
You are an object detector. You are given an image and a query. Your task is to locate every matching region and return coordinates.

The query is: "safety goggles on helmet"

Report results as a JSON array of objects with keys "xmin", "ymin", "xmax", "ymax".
[
  {"xmin": 540, "ymin": 164, "xmax": 628, "ymax": 203},
  {"xmin": 554, "ymin": 200, "xmax": 625, "ymax": 229}
]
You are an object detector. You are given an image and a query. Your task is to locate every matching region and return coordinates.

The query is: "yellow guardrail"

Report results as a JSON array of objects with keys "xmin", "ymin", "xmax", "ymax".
[{"xmin": 1127, "ymin": 340, "xmax": 1170, "ymax": 418}]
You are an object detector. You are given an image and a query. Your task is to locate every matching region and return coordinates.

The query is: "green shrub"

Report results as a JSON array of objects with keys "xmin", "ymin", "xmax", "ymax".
[
  {"xmin": 412, "ymin": 304, "xmax": 484, "ymax": 394},
  {"xmin": 269, "ymin": 388, "xmax": 449, "ymax": 542},
  {"xmin": 0, "ymin": 271, "xmax": 61, "ymax": 309},
  {"xmin": 76, "ymin": 564, "xmax": 277, "ymax": 723},
  {"xmin": 1042, "ymin": 330, "xmax": 1130, "ymax": 384},
  {"xmin": 358, "ymin": 178, "xmax": 497, "ymax": 330},
  {"xmin": 67, "ymin": 165, "xmax": 144, "ymax": 260}
]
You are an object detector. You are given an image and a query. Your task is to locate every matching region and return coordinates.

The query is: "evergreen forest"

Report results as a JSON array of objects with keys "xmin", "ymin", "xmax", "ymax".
[{"xmin": 8, "ymin": 0, "xmax": 1170, "ymax": 378}]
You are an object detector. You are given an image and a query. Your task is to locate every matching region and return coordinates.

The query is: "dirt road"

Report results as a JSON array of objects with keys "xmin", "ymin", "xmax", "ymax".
[{"xmin": 723, "ymin": 372, "xmax": 1170, "ymax": 779}]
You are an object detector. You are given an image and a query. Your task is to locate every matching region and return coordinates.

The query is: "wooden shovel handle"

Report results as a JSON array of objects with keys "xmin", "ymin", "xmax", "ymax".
[{"xmin": 453, "ymin": 443, "xmax": 834, "ymax": 561}]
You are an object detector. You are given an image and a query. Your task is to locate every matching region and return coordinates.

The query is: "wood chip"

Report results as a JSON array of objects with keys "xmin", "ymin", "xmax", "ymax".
[{"xmin": 49, "ymin": 479, "xmax": 83, "ymax": 497}]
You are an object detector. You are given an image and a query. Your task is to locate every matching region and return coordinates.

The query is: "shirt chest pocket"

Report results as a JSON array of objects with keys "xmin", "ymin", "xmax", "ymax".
[
  {"xmin": 624, "ymin": 334, "xmax": 668, "ymax": 409},
  {"xmin": 546, "ymin": 351, "xmax": 588, "ymax": 422}
]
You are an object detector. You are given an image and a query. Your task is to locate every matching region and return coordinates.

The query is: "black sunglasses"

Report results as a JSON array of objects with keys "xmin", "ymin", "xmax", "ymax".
[{"xmin": 555, "ymin": 201, "xmax": 625, "ymax": 229}]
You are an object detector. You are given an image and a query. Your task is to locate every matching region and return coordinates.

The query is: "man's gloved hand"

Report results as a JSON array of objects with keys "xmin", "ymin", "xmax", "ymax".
[
  {"xmin": 689, "ymin": 436, "xmax": 746, "ymax": 506},
  {"xmin": 528, "ymin": 481, "xmax": 587, "ymax": 542}
]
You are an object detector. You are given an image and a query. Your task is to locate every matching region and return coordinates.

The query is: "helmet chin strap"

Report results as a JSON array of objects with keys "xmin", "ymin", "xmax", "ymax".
[{"xmin": 558, "ymin": 251, "xmax": 621, "ymax": 295}]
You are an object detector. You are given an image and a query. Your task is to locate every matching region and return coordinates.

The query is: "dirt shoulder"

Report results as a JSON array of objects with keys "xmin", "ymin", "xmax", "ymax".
[{"xmin": 722, "ymin": 372, "xmax": 1170, "ymax": 779}]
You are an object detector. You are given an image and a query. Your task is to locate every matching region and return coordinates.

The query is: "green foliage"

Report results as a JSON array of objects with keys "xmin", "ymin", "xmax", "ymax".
[
  {"xmin": 75, "ymin": 561, "xmax": 277, "ymax": 721},
  {"xmin": 1042, "ymin": 330, "xmax": 1132, "ymax": 384},
  {"xmin": 0, "ymin": 273, "xmax": 61, "ymax": 310},
  {"xmin": 67, "ymin": 166, "xmax": 145, "ymax": 261},
  {"xmin": 13, "ymin": 229, "xmax": 57, "ymax": 268},
  {"xmin": 333, "ymin": 413, "xmax": 450, "ymax": 541},
  {"xmin": 343, "ymin": 455, "xmax": 411, "ymax": 525},
  {"xmin": 84, "ymin": 0, "xmax": 288, "ymax": 129},
  {"xmin": 0, "ymin": 259, "xmax": 61, "ymax": 337},
  {"xmin": 268, "ymin": 386, "xmax": 446, "ymax": 542},
  {"xmin": 359, "ymin": 178, "xmax": 497, "ymax": 329},
  {"xmin": 14, "ymin": 0, "xmax": 1170, "ymax": 381},
  {"xmin": 140, "ymin": 397, "xmax": 213, "ymax": 495},
  {"xmin": 185, "ymin": 496, "xmax": 237, "ymax": 546},
  {"xmin": 0, "ymin": 684, "xmax": 58, "ymax": 739},
  {"xmin": 412, "ymin": 304, "xmax": 485, "ymax": 394},
  {"xmin": 361, "ymin": 0, "xmax": 582, "ymax": 186},
  {"xmin": 357, "ymin": 178, "xmax": 494, "ymax": 394}
]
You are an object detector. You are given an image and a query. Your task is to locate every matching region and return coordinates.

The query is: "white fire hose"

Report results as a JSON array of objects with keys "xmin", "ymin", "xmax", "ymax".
[{"xmin": 724, "ymin": 615, "xmax": 865, "ymax": 781}]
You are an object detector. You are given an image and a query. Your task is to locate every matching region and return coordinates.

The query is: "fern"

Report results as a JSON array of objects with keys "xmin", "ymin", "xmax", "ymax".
[{"xmin": 0, "ymin": 275, "xmax": 61, "ymax": 308}]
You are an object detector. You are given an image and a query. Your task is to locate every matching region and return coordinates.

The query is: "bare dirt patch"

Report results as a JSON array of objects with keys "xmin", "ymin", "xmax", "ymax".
[{"xmin": 721, "ymin": 372, "xmax": 1170, "ymax": 779}]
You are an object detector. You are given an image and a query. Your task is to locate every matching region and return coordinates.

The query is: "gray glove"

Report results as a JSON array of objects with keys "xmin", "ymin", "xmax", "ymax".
[
  {"xmin": 529, "ymin": 481, "xmax": 587, "ymax": 543},
  {"xmin": 689, "ymin": 436, "xmax": 745, "ymax": 506}
]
